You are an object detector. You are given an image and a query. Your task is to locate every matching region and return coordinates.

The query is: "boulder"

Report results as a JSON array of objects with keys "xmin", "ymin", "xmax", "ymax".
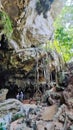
[{"xmin": 0, "ymin": 89, "xmax": 8, "ymax": 102}]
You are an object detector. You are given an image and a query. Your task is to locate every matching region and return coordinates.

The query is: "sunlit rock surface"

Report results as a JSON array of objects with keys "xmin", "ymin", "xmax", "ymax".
[
  {"xmin": 20, "ymin": 0, "xmax": 54, "ymax": 47},
  {"xmin": 1, "ymin": 0, "xmax": 65, "ymax": 49}
]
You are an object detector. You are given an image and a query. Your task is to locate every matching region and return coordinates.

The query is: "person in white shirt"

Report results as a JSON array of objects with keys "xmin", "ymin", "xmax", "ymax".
[
  {"xmin": 20, "ymin": 91, "xmax": 24, "ymax": 101},
  {"xmin": 16, "ymin": 93, "xmax": 20, "ymax": 100}
]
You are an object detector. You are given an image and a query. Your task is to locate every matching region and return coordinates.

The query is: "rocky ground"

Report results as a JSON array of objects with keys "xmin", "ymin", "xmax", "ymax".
[{"xmin": 0, "ymin": 75, "xmax": 73, "ymax": 130}]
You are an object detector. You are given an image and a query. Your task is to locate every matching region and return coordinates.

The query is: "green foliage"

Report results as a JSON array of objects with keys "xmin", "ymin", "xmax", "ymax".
[
  {"xmin": 0, "ymin": 11, "xmax": 13, "ymax": 39},
  {"xmin": 54, "ymin": 6, "xmax": 73, "ymax": 29},
  {"xmin": 53, "ymin": 5, "xmax": 73, "ymax": 62},
  {"xmin": 0, "ymin": 122, "xmax": 6, "ymax": 130},
  {"xmin": 12, "ymin": 113, "xmax": 24, "ymax": 122}
]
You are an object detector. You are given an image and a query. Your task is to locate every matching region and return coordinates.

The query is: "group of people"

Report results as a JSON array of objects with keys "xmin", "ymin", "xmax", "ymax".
[{"xmin": 16, "ymin": 91, "xmax": 24, "ymax": 101}]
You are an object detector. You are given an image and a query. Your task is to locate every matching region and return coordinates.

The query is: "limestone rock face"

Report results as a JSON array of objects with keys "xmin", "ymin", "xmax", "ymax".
[
  {"xmin": 1, "ymin": 0, "xmax": 65, "ymax": 49},
  {"xmin": 20, "ymin": 0, "xmax": 54, "ymax": 47},
  {"xmin": 0, "ymin": 99, "xmax": 24, "ymax": 118},
  {"xmin": 0, "ymin": 89, "xmax": 8, "ymax": 102},
  {"xmin": 0, "ymin": 0, "xmax": 65, "ymax": 89}
]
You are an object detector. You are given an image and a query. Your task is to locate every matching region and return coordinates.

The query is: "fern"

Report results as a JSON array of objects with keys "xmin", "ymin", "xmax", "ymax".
[{"xmin": 0, "ymin": 11, "xmax": 13, "ymax": 39}]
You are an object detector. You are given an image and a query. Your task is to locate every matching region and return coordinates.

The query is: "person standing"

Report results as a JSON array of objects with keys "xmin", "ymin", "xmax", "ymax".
[
  {"xmin": 16, "ymin": 93, "xmax": 20, "ymax": 100},
  {"xmin": 20, "ymin": 91, "xmax": 24, "ymax": 101}
]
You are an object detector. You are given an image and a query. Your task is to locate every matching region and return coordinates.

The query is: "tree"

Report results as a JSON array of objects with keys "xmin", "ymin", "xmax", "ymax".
[{"xmin": 53, "ymin": 4, "xmax": 73, "ymax": 62}]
